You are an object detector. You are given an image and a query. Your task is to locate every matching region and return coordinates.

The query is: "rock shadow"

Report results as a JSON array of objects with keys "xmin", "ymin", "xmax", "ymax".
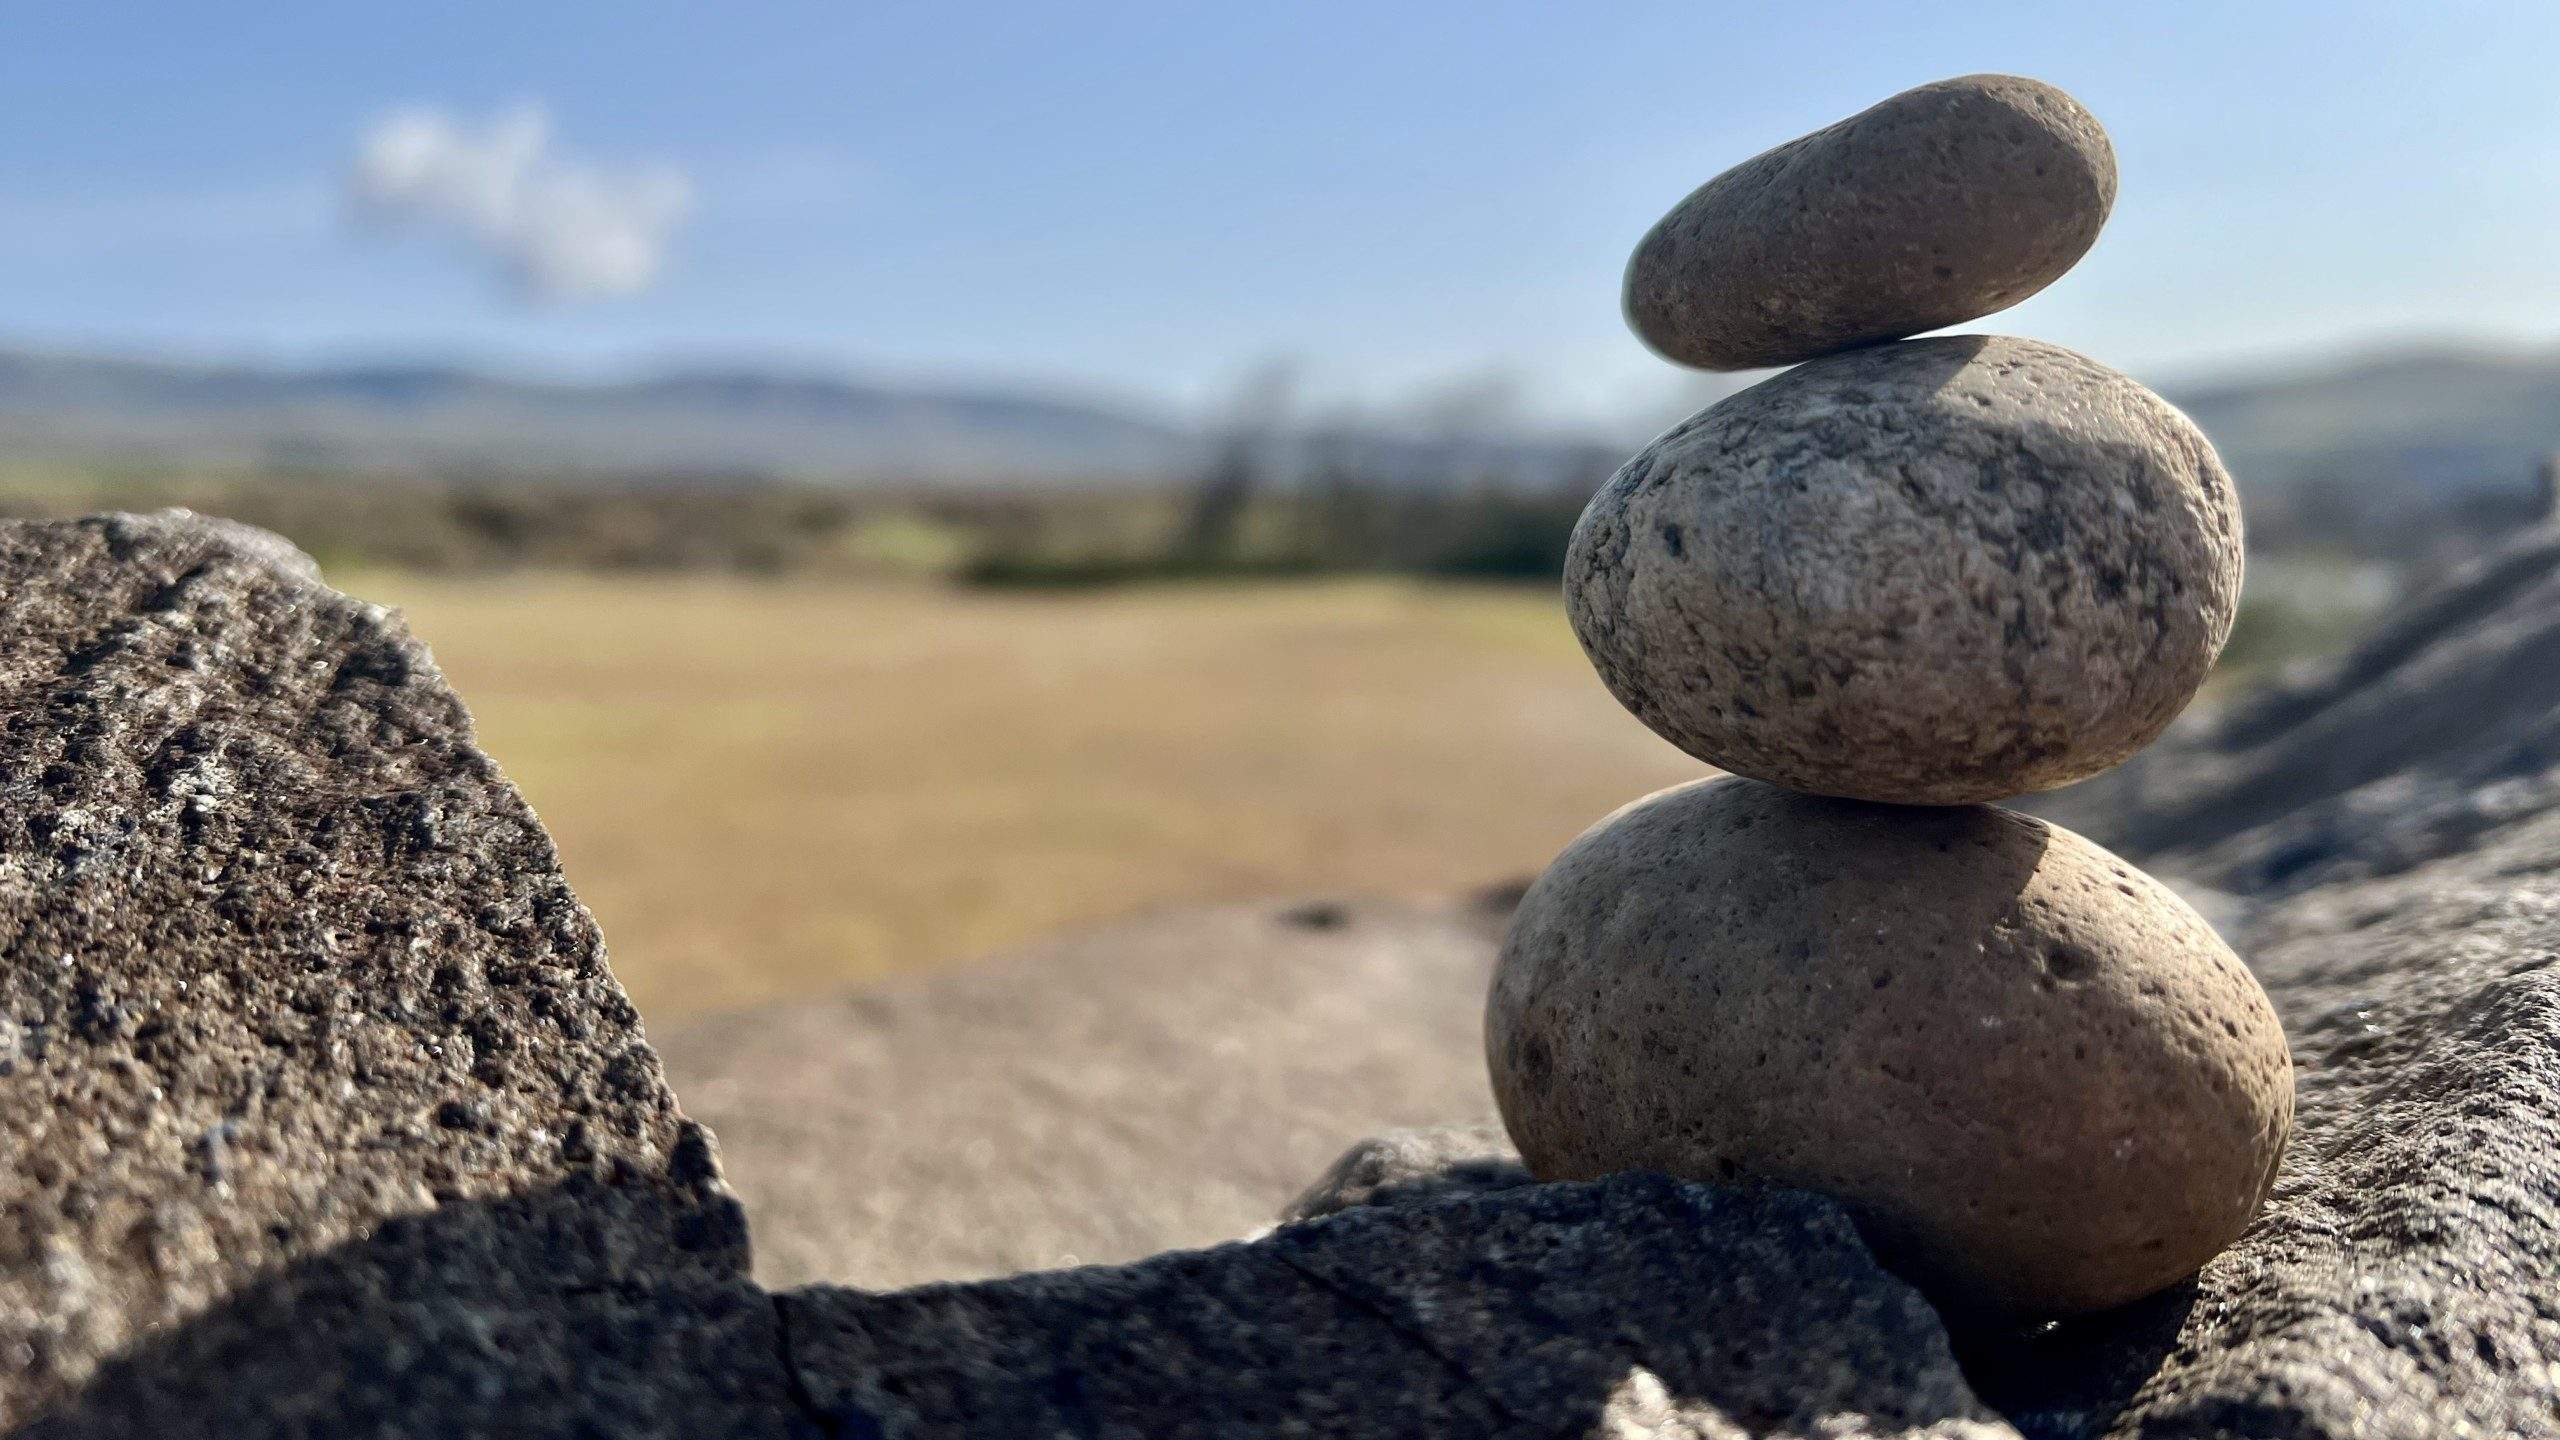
[
  {"xmin": 14, "ymin": 1178, "xmax": 811, "ymax": 1439},
  {"xmin": 21, "ymin": 1173, "xmax": 2015, "ymax": 1439},
  {"xmin": 1951, "ymin": 1278, "xmax": 2202, "ymax": 1439},
  {"xmin": 773, "ymin": 1175, "xmax": 2014, "ymax": 1438}
]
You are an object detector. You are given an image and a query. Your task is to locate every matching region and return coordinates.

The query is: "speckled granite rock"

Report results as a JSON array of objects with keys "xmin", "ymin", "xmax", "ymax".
[
  {"xmin": 1568, "ymin": 335, "xmax": 2242, "ymax": 805},
  {"xmin": 1625, "ymin": 74, "xmax": 2116, "ymax": 371},
  {"xmin": 0, "ymin": 513, "xmax": 804, "ymax": 1435},
  {"xmin": 782, "ymin": 1175, "xmax": 2016, "ymax": 1440}
]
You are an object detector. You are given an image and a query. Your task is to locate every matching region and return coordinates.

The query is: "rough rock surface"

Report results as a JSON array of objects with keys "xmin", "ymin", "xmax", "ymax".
[
  {"xmin": 0, "ymin": 513, "xmax": 802, "ymax": 1434},
  {"xmin": 661, "ymin": 894, "xmax": 1508, "ymax": 1287},
  {"xmin": 1972, "ymin": 521, "xmax": 2560, "ymax": 1436},
  {"xmin": 783, "ymin": 1175, "xmax": 2015, "ymax": 1440},
  {"xmin": 2036, "ymin": 522, "xmax": 2560, "ymax": 901},
  {"xmin": 1487, "ymin": 778, "xmax": 2291, "ymax": 1319},
  {"xmin": 1625, "ymin": 74, "xmax": 2116, "ymax": 371},
  {"xmin": 0, "ymin": 515, "xmax": 2010, "ymax": 1438},
  {"xmin": 1568, "ymin": 335, "xmax": 2243, "ymax": 805},
  {"xmin": 25, "ymin": 507, "xmax": 2560, "ymax": 1436}
]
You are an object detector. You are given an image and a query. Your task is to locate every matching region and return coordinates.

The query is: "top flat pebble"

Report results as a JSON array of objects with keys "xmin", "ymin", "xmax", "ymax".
[{"xmin": 1625, "ymin": 74, "xmax": 2117, "ymax": 371}]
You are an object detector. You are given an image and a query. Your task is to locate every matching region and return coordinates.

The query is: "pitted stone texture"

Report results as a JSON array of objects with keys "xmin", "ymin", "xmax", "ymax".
[
  {"xmin": 1625, "ymin": 74, "xmax": 2116, "ymax": 371},
  {"xmin": 2035, "ymin": 523, "xmax": 2560, "ymax": 897},
  {"xmin": 1967, "ymin": 821, "xmax": 2560, "ymax": 1437},
  {"xmin": 1568, "ymin": 336, "xmax": 2242, "ymax": 805},
  {"xmin": 783, "ymin": 1174, "xmax": 2017, "ymax": 1440},
  {"xmin": 1282, "ymin": 1123, "xmax": 1529, "ymax": 1222},
  {"xmin": 1979, "ymin": 536, "xmax": 2560, "ymax": 1437},
  {"xmin": 0, "ymin": 513, "xmax": 799, "ymax": 1435},
  {"xmin": 1488, "ymin": 778, "xmax": 2291, "ymax": 1320}
]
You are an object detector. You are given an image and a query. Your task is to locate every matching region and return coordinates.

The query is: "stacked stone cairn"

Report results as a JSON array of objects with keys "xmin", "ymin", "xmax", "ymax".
[{"xmin": 1486, "ymin": 75, "xmax": 2295, "ymax": 1321}]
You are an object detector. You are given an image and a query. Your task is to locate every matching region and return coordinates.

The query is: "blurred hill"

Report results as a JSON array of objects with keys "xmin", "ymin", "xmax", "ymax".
[
  {"xmin": 2177, "ymin": 345, "xmax": 2560, "ymax": 549},
  {"xmin": 0, "ymin": 350, "xmax": 1195, "ymax": 487},
  {"xmin": 0, "ymin": 348, "xmax": 1605, "ymax": 494},
  {"xmin": 2, "ymin": 340, "xmax": 2555, "ymax": 558}
]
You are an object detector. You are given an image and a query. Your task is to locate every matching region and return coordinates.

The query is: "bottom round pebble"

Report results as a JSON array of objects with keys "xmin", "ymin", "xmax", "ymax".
[{"xmin": 1485, "ymin": 777, "xmax": 2292, "ymax": 1319}]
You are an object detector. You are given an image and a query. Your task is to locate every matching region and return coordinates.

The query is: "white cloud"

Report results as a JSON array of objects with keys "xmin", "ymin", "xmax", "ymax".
[{"xmin": 348, "ymin": 105, "xmax": 691, "ymax": 304}]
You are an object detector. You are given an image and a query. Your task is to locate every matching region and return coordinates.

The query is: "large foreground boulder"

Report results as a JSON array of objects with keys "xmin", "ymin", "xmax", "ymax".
[
  {"xmin": 0, "ymin": 513, "xmax": 2004, "ymax": 1438},
  {"xmin": 18, "ymin": 508, "xmax": 2560, "ymax": 1436},
  {"xmin": 0, "ymin": 514, "xmax": 801, "ymax": 1434}
]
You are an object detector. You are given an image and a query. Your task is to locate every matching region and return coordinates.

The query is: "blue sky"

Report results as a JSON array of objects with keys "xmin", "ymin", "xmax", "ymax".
[{"xmin": 5, "ymin": 1, "xmax": 2557, "ymax": 427}]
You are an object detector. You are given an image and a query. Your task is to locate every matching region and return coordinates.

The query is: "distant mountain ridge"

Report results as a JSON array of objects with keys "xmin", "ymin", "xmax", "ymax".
[
  {"xmin": 3, "ymin": 343, "xmax": 2556, "ymax": 525},
  {"xmin": 2171, "ymin": 344, "xmax": 2560, "ymax": 535},
  {"xmin": 0, "ymin": 350, "xmax": 1199, "ymax": 486}
]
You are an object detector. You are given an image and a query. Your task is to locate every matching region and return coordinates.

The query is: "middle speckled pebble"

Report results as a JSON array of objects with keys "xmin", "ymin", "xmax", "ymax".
[{"xmin": 1565, "ymin": 333, "xmax": 2243, "ymax": 806}]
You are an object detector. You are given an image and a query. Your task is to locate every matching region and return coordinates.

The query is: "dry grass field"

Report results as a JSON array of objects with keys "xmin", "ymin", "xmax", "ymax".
[{"xmin": 347, "ymin": 575, "xmax": 1704, "ymax": 1021}]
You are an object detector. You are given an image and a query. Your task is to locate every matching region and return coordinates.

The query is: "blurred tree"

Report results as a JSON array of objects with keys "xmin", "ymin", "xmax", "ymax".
[{"xmin": 1176, "ymin": 358, "xmax": 1300, "ymax": 560}]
